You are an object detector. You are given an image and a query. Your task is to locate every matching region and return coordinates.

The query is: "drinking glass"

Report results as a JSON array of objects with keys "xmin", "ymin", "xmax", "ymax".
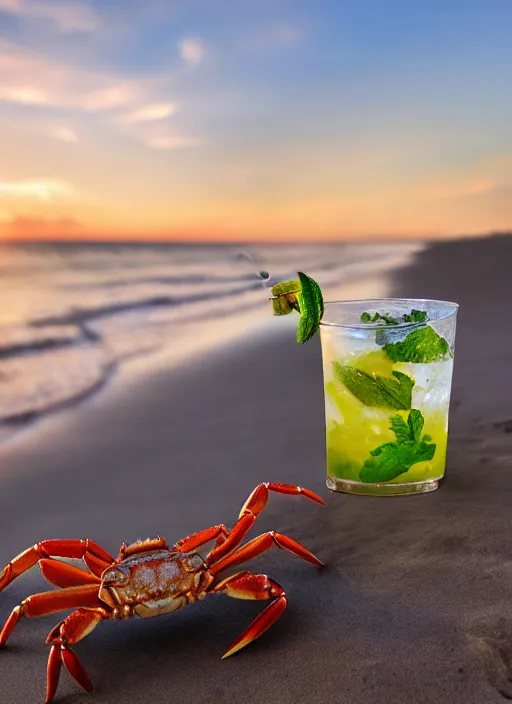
[{"xmin": 320, "ymin": 298, "xmax": 458, "ymax": 496}]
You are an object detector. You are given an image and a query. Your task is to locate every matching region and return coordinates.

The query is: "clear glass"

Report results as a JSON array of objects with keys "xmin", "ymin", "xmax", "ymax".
[{"xmin": 320, "ymin": 298, "xmax": 458, "ymax": 496}]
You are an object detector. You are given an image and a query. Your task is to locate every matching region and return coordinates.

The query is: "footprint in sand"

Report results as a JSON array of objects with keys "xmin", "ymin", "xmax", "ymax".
[
  {"xmin": 469, "ymin": 619, "xmax": 512, "ymax": 699},
  {"xmin": 493, "ymin": 420, "xmax": 512, "ymax": 434}
]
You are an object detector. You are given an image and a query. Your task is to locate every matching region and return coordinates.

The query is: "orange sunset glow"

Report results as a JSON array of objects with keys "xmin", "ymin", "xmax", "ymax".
[{"xmin": 1, "ymin": 0, "xmax": 511, "ymax": 242}]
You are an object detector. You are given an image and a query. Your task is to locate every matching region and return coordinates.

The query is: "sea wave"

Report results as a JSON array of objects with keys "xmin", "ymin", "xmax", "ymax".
[
  {"xmin": 58, "ymin": 272, "xmax": 260, "ymax": 290},
  {"xmin": 0, "ymin": 241, "xmax": 424, "ymax": 434},
  {"xmin": 31, "ymin": 282, "xmax": 264, "ymax": 326},
  {"xmin": 0, "ymin": 324, "xmax": 85, "ymax": 358}
]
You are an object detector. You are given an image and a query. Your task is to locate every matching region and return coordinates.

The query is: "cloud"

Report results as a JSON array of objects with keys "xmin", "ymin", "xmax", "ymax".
[
  {"xmin": 52, "ymin": 125, "xmax": 78, "ymax": 142},
  {"xmin": 117, "ymin": 102, "xmax": 179, "ymax": 124},
  {"xmin": 81, "ymin": 84, "xmax": 142, "ymax": 112},
  {"xmin": 178, "ymin": 37, "xmax": 204, "ymax": 66},
  {"xmin": 420, "ymin": 179, "xmax": 497, "ymax": 201},
  {"xmin": 0, "ymin": 42, "xmax": 147, "ymax": 111},
  {"xmin": 0, "ymin": 179, "xmax": 74, "ymax": 201},
  {"xmin": 0, "ymin": 41, "xmax": 206, "ymax": 150},
  {"xmin": 0, "ymin": 0, "xmax": 98, "ymax": 32},
  {"xmin": 146, "ymin": 135, "xmax": 205, "ymax": 150},
  {"xmin": 0, "ymin": 85, "xmax": 47, "ymax": 104}
]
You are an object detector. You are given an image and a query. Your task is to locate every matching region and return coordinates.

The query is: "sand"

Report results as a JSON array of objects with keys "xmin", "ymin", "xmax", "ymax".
[{"xmin": 1, "ymin": 234, "xmax": 511, "ymax": 704}]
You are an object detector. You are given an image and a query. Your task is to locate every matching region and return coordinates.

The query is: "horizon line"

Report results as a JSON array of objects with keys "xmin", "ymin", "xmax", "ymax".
[{"xmin": 1, "ymin": 231, "xmax": 510, "ymax": 246}]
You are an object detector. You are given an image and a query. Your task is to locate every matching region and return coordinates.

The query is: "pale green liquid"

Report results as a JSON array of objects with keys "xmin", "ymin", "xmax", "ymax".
[{"xmin": 324, "ymin": 349, "xmax": 452, "ymax": 488}]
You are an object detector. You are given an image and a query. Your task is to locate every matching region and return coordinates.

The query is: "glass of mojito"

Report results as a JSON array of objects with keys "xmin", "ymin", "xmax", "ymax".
[{"xmin": 320, "ymin": 298, "xmax": 458, "ymax": 496}]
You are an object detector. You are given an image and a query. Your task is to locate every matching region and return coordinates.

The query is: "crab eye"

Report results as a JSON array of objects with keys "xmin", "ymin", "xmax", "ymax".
[
  {"xmin": 183, "ymin": 553, "xmax": 204, "ymax": 571},
  {"xmin": 102, "ymin": 568, "xmax": 128, "ymax": 585}
]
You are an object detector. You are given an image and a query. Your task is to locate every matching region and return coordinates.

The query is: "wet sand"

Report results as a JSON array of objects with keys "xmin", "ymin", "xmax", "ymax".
[{"xmin": 0, "ymin": 234, "xmax": 511, "ymax": 704}]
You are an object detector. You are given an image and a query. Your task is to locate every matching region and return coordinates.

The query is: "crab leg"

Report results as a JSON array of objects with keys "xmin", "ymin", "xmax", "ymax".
[
  {"xmin": 40, "ymin": 559, "xmax": 102, "ymax": 588},
  {"xmin": 238, "ymin": 483, "xmax": 325, "ymax": 519},
  {"xmin": 0, "ymin": 584, "xmax": 103, "ymax": 646},
  {"xmin": 211, "ymin": 571, "xmax": 287, "ymax": 658},
  {"xmin": 206, "ymin": 483, "xmax": 324, "ymax": 566},
  {"xmin": 0, "ymin": 539, "xmax": 114, "ymax": 591},
  {"xmin": 209, "ymin": 531, "xmax": 323, "ymax": 576},
  {"xmin": 173, "ymin": 524, "xmax": 230, "ymax": 552},
  {"xmin": 46, "ymin": 607, "xmax": 109, "ymax": 703},
  {"xmin": 206, "ymin": 514, "xmax": 256, "ymax": 564}
]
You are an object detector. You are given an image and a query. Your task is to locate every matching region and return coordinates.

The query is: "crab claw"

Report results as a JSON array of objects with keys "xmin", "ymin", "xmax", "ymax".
[
  {"xmin": 45, "ymin": 642, "xmax": 93, "ymax": 703},
  {"xmin": 46, "ymin": 645, "xmax": 62, "ymax": 703},
  {"xmin": 61, "ymin": 646, "xmax": 93, "ymax": 693},
  {"xmin": 44, "ymin": 607, "xmax": 106, "ymax": 701}
]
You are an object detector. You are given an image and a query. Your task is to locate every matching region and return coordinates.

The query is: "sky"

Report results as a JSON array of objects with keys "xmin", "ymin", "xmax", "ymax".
[{"xmin": 0, "ymin": 0, "xmax": 511, "ymax": 241}]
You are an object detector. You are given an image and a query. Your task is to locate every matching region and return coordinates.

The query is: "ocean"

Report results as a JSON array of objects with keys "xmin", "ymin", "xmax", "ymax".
[{"xmin": 0, "ymin": 241, "xmax": 424, "ymax": 435}]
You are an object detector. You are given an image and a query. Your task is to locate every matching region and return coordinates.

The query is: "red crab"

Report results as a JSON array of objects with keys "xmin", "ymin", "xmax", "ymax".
[{"xmin": 0, "ymin": 482, "xmax": 324, "ymax": 702}]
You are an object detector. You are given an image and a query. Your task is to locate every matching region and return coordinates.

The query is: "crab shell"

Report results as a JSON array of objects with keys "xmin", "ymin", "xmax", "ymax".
[{"xmin": 99, "ymin": 550, "xmax": 214, "ymax": 619}]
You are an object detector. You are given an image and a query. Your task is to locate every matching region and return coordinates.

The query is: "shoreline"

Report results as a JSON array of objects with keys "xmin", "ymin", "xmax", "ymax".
[{"xmin": 0, "ymin": 241, "xmax": 416, "ymax": 447}]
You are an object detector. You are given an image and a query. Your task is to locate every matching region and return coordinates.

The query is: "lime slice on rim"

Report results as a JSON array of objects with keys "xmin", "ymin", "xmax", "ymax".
[{"xmin": 271, "ymin": 272, "xmax": 324, "ymax": 343}]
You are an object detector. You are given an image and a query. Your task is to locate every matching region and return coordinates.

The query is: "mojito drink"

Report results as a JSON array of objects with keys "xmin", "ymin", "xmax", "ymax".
[{"xmin": 320, "ymin": 299, "xmax": 457, "ymax": 496}]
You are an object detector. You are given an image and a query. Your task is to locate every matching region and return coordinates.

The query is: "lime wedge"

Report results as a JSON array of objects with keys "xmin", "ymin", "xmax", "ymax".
[
  {"xmin": 270, "ymin": 272, "xmax": 324, "ymax": 342},
  {"xmin": 271, "ymin": 280, "xmax": 301, "ymax": 297},
  {"xmin": 270, "ymin": 279, "xmax": 301, "ymax": 316}
]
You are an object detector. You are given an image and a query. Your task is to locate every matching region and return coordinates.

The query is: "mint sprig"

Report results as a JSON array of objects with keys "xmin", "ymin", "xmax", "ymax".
[
  {"xmin": 271, "ymin": 272, "xmax": 324, "ymax": 344},
  {"xmin": 360, "ymin": 309, "xmax": 428, "ymax": 326},
  {"xmin": 359, "ymin": 409, "xmax": 436, "ymax": 483},
  {"xmin": 360, "ymin": 308, "xmax": 451, "ymax": 362},
  {"xmin": 333, "ymin": 364, "xmax": 414, "ymax": 410}
]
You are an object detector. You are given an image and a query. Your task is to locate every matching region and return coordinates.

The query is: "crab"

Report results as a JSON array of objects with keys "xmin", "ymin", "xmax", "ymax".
[{"xmin": 0, "ymin": 482, "xmax": 324, "ymax": 702}]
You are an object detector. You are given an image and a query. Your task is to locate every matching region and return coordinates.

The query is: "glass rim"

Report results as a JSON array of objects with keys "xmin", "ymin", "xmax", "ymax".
[{"xmin": 320, "ymin": 297, "xmax": 459, "ymax": 330}]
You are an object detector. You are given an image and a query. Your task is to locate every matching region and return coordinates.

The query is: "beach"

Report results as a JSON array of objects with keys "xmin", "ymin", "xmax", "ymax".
[{"xmin": 0, "ymin": 233, "xmax": 511, "ymax": 704}]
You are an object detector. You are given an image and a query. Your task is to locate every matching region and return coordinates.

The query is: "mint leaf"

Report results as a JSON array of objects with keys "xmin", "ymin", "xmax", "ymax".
[
  {"xmin": 383, "ymin": 325, "xmax": 451, "ymax": 363},
  {"xmin": 333, "ymin": 365, "xmax": 414, "ymax": 410},
  {"xmin": 389, "ymin": 414, "xmax": 412, "ymax": 444},
  {"xmin": 359, "ymin": 409, "xmax": 436, "ymax": 483},
  {"xmin": 359, "ymin": 439, "xmax": 436, "ymax": 483},
  {"xmin": 376, "ymin": 371, "xmax": 415, "ymax": 410},
  {"xmin": 296, "ymin": 272, "xmax": 324, "ymax": 344},
  {"xmin": 360, "ymin": 311, "xmax": 400, "ymax": 325},
  {"xmin": 402, "ymin": 309, "xmax": 428, "ymax": 323},
  {"xmin": 388, "ymin": 409, "xmax": 424, "ymax": 444},
  {"xmin": 408, "ymin": 408, "xmax": 424, "ymax": 442}
]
